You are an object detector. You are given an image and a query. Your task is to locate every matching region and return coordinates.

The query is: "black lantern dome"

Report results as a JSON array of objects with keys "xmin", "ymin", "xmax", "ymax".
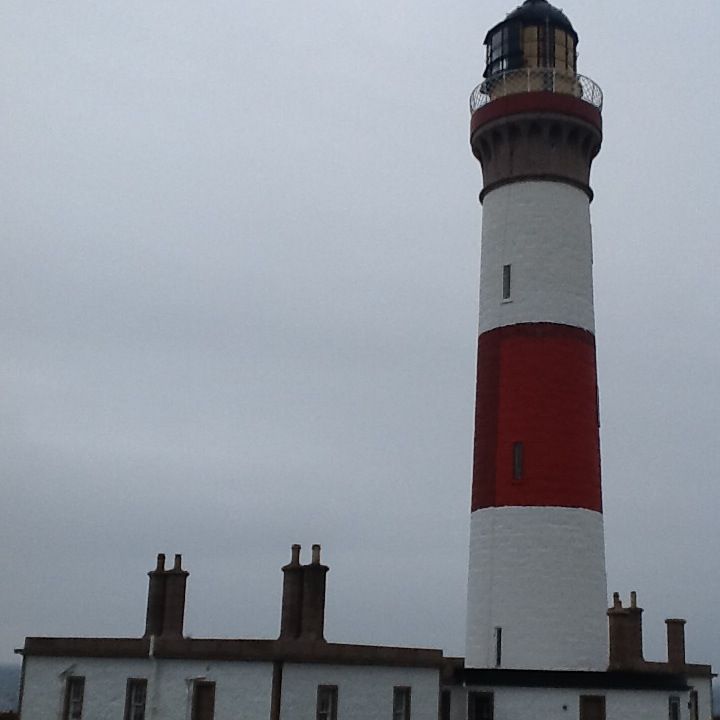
[{"xmin": 483, "ymin": 0, "xmax": 579, "ymax": 78}]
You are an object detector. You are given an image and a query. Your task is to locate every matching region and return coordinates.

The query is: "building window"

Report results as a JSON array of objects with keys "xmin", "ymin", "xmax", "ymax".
[
  {"xmin": 124, "ymin": 679, "xmax": 147, "ymax": 720},
  {"xmin": 393, "ymin": 687, "xmax": 411, "ymax": 720},
  {"xmin": 191, "ymin": 681, "xmax": 216, "ymax": 720},
  {"xmin": 63, "ymin": 677, "xmax": 85, "ymax": 720},
  {"xmin": 494, "ymin": 627, "xmax": 503, "ymax": 667},
  {"xmin": 440, "ymin": 690, "xmax": 451, "ymax": 720},
  {"xmin": 502, "ymin": 264, "xmax": 512, "ymax": 300},
  {"xmin": 579, "ymin": 695, "xmax": 606, "ymax": 720},
  {"xmin": 512, "ymin": 442, "xmax": 523, "ymax": 481},
  {"xmin": 468, "ymin": 692, "xmax": 493, "ymax": 720},
  {"xmin": 689, "ymin": 690, "xmax": 699, "ymax": 720},
  {"xmin": 317, "ymin": 685, "xmax": 338, "ymax": 720},
  {"xmin": 668, "ymin": 696, "xmax": 681, "ymax": 720}
]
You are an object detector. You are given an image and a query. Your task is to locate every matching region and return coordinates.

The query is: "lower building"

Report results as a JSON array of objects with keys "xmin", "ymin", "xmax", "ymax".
[{"xmin": 17, "ymin": 547, "xmax": 714, "ymax": 720}]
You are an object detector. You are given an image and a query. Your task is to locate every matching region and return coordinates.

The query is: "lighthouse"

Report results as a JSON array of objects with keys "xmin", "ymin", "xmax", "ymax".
[{"xmin": 465, "ymin": 0, "xmax": 608, "ymax": 671}]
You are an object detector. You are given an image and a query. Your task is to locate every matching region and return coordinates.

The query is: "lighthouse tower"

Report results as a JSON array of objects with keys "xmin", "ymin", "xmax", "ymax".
[{"xmin": 466, "ymin": 0, "xmax": 607, "ymax": 671}]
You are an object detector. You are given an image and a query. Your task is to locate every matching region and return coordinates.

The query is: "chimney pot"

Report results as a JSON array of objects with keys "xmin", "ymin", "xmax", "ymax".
[
  {"xmin": 300, "ymin": 547, "xmax": 329, "ymax": 641},
  {"xmin": 666, "ymin": 618, "xmax": 687, "ymax": 670},
  {"xmin": 279, "ymin": 546, "xmax": 304, "ymax": 639},
  {"xmin": 630, "ymin": 591, "xmax": 638, "ymax": 608},
  {"xmin": 612, "ymin": 592, "xmax": 621, "ymax": 608},
  {"xmin": 156, "ymin": 553, "xmax": 166, "ymax": 571},
  {"xmin": 162, "ymin": 555, "xmax": 189, "ymax": 637}
]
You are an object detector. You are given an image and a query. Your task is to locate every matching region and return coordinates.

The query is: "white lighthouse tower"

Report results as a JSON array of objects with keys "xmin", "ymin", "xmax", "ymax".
[{"xmin": 465, "ymin": 0, "xmax": 608, "ymax": 672}]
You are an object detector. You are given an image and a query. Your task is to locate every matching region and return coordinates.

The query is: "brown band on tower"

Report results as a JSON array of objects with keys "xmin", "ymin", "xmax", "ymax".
[{"xmin": 471, "ymin": 93, "xmax": 602, "ymax": 201}]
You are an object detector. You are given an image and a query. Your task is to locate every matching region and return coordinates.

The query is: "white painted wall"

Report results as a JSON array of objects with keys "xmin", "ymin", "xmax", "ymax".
[
  {"xmin": 20, "ymin": 655, "xmax": 274, "ymax": 720},
  {"xmin": 466, "ymin": 506, "xmax": 608, "ymax": 670},
  {"xmin": 462, "ymin": 685, "xmax": 692, "ymax": 720},
  {"xmin": 479, "ymin": 181, "xmax": 595, "ymax": 336},
  {"xmin": 279, "ymin": 663, "xmax": 440, "ymax": 720},
  {"xmin": 20, "ymin": 655, "xmax": 441, "ymax": 720},
  {"xmin": 687, "ymin": 673, "xmax": 714, "ymax": 720}
]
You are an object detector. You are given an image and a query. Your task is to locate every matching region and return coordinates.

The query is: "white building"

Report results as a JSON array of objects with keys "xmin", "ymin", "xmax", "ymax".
[{"xmin": 17, "ymin": 547, "xmax": 714, "ymax": 720}]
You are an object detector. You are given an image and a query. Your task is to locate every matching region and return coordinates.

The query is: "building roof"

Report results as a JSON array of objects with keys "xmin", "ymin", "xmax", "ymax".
[{"xmin": 19, "ymin": 636, "xmax": 447, "ymax": 669}]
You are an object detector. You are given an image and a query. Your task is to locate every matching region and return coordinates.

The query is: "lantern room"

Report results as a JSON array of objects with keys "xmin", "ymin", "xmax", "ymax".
[{"xmin": 483, "ymin": 0, "xmax": 578, "ymax": 78}]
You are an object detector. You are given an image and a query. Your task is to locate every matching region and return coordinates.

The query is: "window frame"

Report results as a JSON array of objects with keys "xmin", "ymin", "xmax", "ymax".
[
  {"xmin": 191, "ymin": 680, "xmax": 216, "ymax": 720},
  {"xmin": 485, "ymin": 24, "xmax": 522, "ymax": 77},
  {"xmin": 668, "ymin": 695, "xmax": 681, "ymax": 720},
  {"xmin": 512, "ymin": 442, "xmax": 524, "ymax": 481},
  {"xmin": 689, "ymin": 689, "xmax": 699, "ymax": 720},
  {"xmin": 316, "ymin": 684, "xmax": 338, "ymax": 720},
  {"xmin": 393, "ymin": 686, "xmax": 411, "ymax": 720},
  {"xmin": 63, "ymin": 676, "xmax": 85, "ymax": 720},
  {"xmin": 468, "ymin": 691, "xmax": 494, "ymax": 720},
  {"xmin": 494, "ymin": 627, "xmax": 503, "ymax": 667},
  {"xmin": 502, "ymin": 264, "xmax": 512, "ymax": 301},
  {"xmin": 579, "ymin": 694, "xmax": 606, "ymax": 720},
  {"xmin": 124, "ymin": 678, "xmax": 148, "ymax": 720}
]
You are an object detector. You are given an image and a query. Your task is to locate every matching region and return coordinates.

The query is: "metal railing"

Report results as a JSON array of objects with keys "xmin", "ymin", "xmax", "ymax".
[{"xmin": 469, "ymin": 69, "xmax": 603, "ymax": 113}]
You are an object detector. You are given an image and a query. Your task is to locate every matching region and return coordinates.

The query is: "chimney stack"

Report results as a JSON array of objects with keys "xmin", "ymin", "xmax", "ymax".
[
  {"xmin": 666, "ymin": 618, "xmax": 687, "ymax": 670},
  {"xmin": 607, "ymin": 591, "xmax": 645, "ymax": 670},
  {"xmin": 143, "ymin": 553, "xmax": 189, "ymax": 638},
  {"xmin": 300, "ymin": 544, "xmax": 329, "ymax": 642},
  {"xmin": 162, "ymin": 554, "xmax": 189, "ymax": 638},
  {"xmin": 278, "ymin": 544, "xmax": 330, "ymax": 642},
  {"xmin": 144, "ymin": 554, "xmax": 167, "ymax": 637},
  {"xmin": 279, "ymin": 544, "xmax": 304, "ymax": 639}
]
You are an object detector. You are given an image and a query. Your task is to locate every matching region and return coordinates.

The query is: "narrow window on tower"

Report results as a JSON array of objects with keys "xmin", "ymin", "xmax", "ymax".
[
  {"xmin": 502, "ymin": 264, "xmax": 512, "ymax": 301},
  {"xmin": 494, "ymin": 627, "xmax": 502, "ymax": 667},
  {"xmin": 512, "ymin": 442, "xmax": 524, "ymax": 481},
  {"xmin": 668, "ymin": 696, "xmax": 681, "ymax": 720}
]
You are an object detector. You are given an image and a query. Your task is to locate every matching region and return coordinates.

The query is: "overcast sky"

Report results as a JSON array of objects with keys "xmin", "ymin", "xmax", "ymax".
[{"xmin": 1, "ymin": 0, "xmax": 718, "ymax": 673}]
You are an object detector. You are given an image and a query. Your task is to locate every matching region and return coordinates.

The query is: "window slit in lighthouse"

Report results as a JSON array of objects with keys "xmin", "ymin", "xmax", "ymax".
[
  {"xmin": 494, "ymin": 627, "xmax": 503, "ymax": 666},
  {"xmin": 502, "ymin": 264, "xmax": 512, "ymax": 300},
  {"xmin": 512, "ymin": 442, "xmax": 524, "ymax": 481}
]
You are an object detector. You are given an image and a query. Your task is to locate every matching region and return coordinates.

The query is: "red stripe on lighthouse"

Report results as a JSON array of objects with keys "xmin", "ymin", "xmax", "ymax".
[{"xmin": 472, "ymin": 323, "xmax": 602, "ymax": 512}]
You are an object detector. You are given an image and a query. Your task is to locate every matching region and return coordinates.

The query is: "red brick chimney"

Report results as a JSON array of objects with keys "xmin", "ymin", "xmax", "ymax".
[
  {"xmin": 300, "ymin": 544, "xmax": 329, "ymax": 642},
  {"xmin": 162, "ymin": 554, "xmax": 189, "ymax": 638},
  {"xmin": 143, "ymin": 553, "xmax": 189, "ymax": 638},
  {"xmin": 607, "ymin": 591, "xmax": 645, "ymax": 670},
  {"xmin": 144, "ymin": 553, "xmax": 167, "ymax": 637},
  {"xmin": 278, "ymin": 544, "xmax": 329, "ymax": 642},
  {"xmin": 279, "ymin": 544, "xmax": 304, "ymax": 639},
  {"xmin": 666, "ymin": 618, "xmax": 686, "ymax": 670}
]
